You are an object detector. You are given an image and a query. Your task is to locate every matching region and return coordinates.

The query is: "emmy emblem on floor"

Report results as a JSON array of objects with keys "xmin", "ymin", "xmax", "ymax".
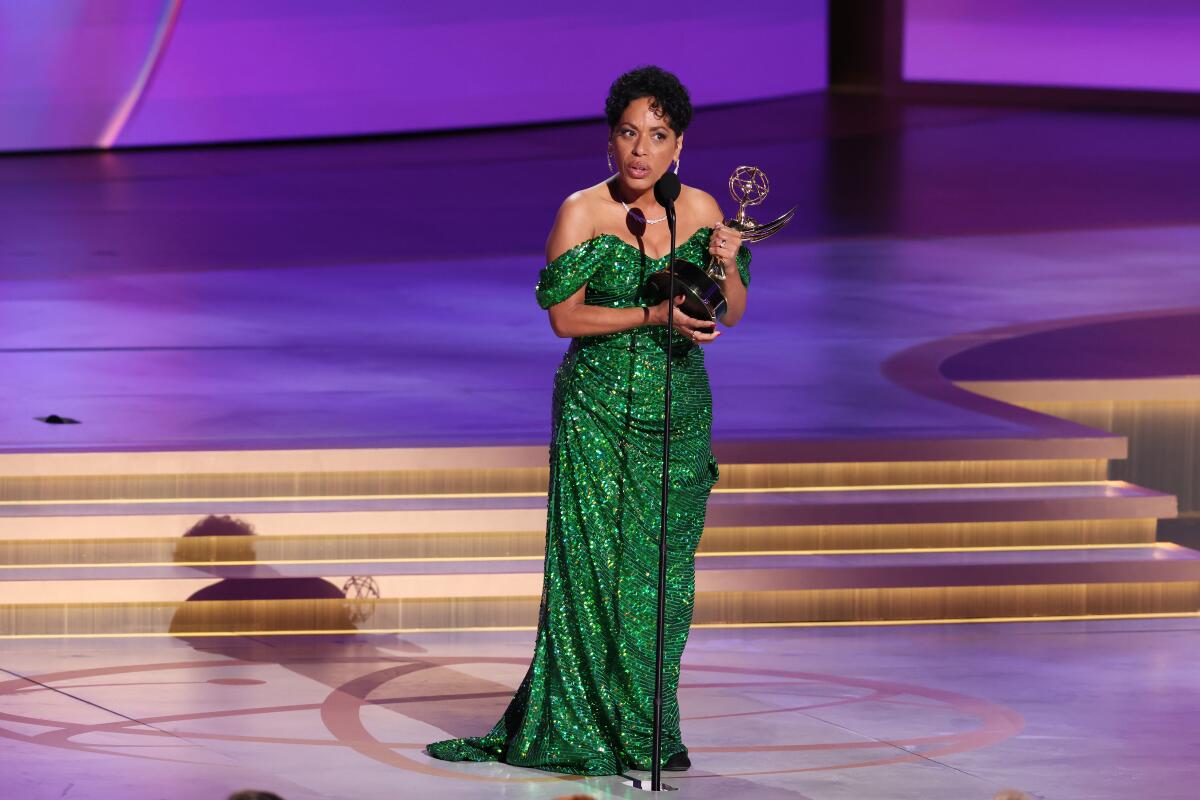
[{"xmin": 643, "ymin": 165, "xmax": 795, "ymax": 329}]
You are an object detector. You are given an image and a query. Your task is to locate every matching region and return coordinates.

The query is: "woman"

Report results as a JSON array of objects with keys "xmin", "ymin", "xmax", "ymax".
[{"xmin": 426, "ymin": 66, "xmax": 749, "ymax": 776}]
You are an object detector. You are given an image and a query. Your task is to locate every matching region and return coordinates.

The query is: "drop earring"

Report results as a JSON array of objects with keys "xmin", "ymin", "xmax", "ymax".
[
  {"xmin": 607, "ymin": 149, "xmax": 615, "ymax": 174},
  {"xmin": 673, "ymin": 156, "xmax": 681, "ymax": 176}
]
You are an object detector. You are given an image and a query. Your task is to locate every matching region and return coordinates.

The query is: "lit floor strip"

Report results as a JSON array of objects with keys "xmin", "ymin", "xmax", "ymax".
[
  {"xmin": 0, "ymin": 542, "xmax": 1169, "ymax": 570},
  {"xmin": 3, "ymin": 611, "xmax": 1198, "ymax": 640},
  {"xmin": 0, "ymin": 481, "xmax": 1117, "ymax": 507}
]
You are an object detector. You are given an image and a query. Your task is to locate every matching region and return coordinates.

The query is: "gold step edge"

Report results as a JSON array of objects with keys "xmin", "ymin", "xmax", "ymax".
[
  {"xmin": 0, "ymin": 480, "xmax": 1127, "ymax": 507},
  {"xmin": 2, "ymin": 611, "xmax": 1197, "ymax": 640},
  {"xmin": 0, "ymin": 460, "xmax": 1109, "ymax": 499},
  {"xmin": 0, "ymin": 517, "xmax": 1155, "ymax": 547},
  {"xmin": 0, "ymin": 448, "xmax": 1109, "ymax": 476},
  {"xmin": 0, "ymin": 541, "xmax": 1174, "ymax": 570}
]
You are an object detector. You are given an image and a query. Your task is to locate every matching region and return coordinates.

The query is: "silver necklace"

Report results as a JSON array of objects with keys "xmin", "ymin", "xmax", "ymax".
[{"xmin": 622, "ymin": 201, "xmax": 667, "ymax": 225}]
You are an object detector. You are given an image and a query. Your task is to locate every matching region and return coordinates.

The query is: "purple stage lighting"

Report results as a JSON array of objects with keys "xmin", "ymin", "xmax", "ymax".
[
  {"xmin": 0, "ymin": 0, "xmax": 826, "ymax": 152},
  {"xmin": 904, "ymin": 0, "xmax": 1200, "ymax": 92}
]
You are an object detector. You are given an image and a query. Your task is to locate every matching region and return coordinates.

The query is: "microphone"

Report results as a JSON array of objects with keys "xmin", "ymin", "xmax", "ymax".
[
  {"xmin": 650, "ymin": 168, "xmax": 682, "ymax": 792},
  {"xmin": 653, "ymin": 172, "xmax": 680, "ymax": 234}
]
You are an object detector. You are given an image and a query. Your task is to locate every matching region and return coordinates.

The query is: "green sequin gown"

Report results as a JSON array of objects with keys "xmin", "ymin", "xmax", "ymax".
[{"xmin": 426, "ymin": 228, "xmax": 750, "ymax": 776}]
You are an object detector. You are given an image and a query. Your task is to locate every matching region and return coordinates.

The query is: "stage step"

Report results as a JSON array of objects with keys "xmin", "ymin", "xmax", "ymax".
[
  {"xmin": 0, "ymin": 458, "xmax": 1108, "ymax": 500},
  {"xmin": 0, "ymin": 518, "xmax": 1158, "ymax": 569},
  {"xmin": 0, "ymin": 542, "xmax": 1176, "ymax": 592},
  {"xmin": 0, "ymin": 482, "xmax": 1170, "ymax": 541},
  {"xmin": 2, "ymin": 545, "xmax": 1196, "ymax": 636},
  {"xmin": 2, "ymin": 437, "xmax": 1188, "ymax": 636},
  {"xmin": 0, "ymin": 442, "xmax": 1111, "ymax": 502}
]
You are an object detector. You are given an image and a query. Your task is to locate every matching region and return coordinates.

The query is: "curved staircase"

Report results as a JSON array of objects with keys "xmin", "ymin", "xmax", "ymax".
[{"xmin": 1, "ymin": 434, "xmax": 1193, "ymax": 638}]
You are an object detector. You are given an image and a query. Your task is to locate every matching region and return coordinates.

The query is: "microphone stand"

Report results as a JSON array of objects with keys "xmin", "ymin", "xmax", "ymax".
[{"xmin": 650, "ymin": 193, "xmax": 677, "ymax": 793}]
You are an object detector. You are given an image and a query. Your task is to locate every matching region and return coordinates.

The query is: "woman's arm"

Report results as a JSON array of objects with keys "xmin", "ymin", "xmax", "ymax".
[
  {"xmin": 696, "ymin": 193, "xmax": 748, "ymax": 326},
  {"xmin": 547, "ymin": 285, "xmax": 652, "ymax": 339},
  {"xmin": 544, "ymin": 194, "xmax": 718, "ymax": 342},
  {"xmin": 715, "ymin": 230, "xmax": 747, "ymax": 327}
]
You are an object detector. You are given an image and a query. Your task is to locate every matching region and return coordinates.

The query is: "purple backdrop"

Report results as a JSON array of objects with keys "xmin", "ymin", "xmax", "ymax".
[
  {"xmin": 0, "ymin": 0, "xmax": 826, "ymax": 152},
  {"xmin": 904, "ymin": 0, "xmax": 1200, "ymax": 91}
]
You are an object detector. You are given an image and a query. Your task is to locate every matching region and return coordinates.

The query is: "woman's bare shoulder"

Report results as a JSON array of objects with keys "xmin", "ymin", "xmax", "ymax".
[
  {"xmin": 546, "ymin": 183, "xmax": 612, "ymax": 261},
  {"xmin": 557, "ymin": 183, "xmax": 611, "ymax": 218},
  {"xmin": 679, "ymin": 184, "xmax": 724, "ymax": 226}
]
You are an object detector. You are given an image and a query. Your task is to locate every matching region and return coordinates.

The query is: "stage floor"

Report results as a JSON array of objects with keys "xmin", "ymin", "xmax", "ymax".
[
  {"xmin": 4, "ymin": 95, "xmax": 1200, "ymax": 453},
  {"xmin": 2, "ymin": 620, "xmax": 1197, "ymax": 800},
  {"xmin": 4, "ymin": 93, "xmax": 1200, "ymax": 800}
]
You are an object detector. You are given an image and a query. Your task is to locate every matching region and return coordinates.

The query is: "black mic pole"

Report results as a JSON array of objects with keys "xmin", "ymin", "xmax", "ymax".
[{"xmin": 650, "ymin": 173, "xmax": 680, "ymax": 793}]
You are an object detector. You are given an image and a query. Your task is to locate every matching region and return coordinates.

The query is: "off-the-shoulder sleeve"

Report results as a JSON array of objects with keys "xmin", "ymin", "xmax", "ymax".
[
  {"xmin": 734, "ymin": 243, "xmax": 751, "ymax": 287},
  {"xmin": 535, "ymin": 237, "xmax": 605, "ymax": 309}
]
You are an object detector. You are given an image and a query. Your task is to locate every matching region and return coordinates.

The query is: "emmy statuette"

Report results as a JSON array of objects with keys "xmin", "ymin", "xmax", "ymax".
[{"xmin": 644, "ymin": 165, "xmax": 795, "ymax": 332}]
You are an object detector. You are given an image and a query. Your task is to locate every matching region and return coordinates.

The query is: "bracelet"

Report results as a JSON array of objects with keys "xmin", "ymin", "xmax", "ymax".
[{"xmin": 641, "ymin": 306, "xmax": 650, "ymax": 326}]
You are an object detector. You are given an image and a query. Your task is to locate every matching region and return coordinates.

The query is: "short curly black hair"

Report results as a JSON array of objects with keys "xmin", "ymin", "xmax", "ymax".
[{"xmin": 605, "ymin": 66, "xmax": 692, "ymax": 136}]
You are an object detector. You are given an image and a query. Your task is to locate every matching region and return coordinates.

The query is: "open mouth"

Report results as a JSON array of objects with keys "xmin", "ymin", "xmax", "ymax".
[{"xmin": 628, "ymin": 162, "xmax": 651, "ymax": 179}]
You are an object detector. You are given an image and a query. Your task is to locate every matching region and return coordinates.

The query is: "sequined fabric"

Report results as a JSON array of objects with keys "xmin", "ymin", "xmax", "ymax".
[{"xmin": 426, "ymin": 228, "xmax": 750, "ymax": 776}]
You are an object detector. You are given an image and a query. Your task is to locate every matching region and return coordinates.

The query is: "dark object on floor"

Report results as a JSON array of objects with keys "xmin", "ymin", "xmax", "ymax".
[{"xmin": 36, "ymin": 414, "xmax": 80, "ymax": 424}]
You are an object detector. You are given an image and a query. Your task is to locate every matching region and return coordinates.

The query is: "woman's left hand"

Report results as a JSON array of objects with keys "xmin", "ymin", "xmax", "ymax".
[{"xmin": 708, "ymin": 223, "xmax": 743, "ymax": 272}]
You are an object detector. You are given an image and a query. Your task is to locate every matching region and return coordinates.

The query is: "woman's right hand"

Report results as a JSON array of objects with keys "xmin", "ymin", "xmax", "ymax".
[{"xmin": 648, "ymin": 295, "xmax": 721, "ymax": 344}]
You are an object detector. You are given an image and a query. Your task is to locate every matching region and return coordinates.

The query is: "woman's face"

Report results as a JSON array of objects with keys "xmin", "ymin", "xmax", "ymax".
[{"xmin": 610, "ymin": 96, "xmax": 683, "ymax": 195}]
